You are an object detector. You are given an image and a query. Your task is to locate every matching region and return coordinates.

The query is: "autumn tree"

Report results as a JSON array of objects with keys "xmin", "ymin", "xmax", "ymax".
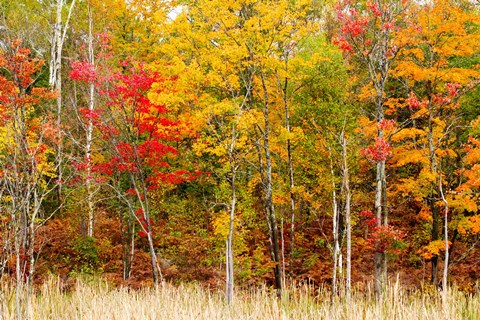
[
  {"xmin": 290, "ymin": 34, "xmax": 358, "ymax": 297},
  {"xmin": 0, "ymin": 40, "xmax": 57, "ymax": 319},
  {"xmin": 391, "ymin": 0, "xmax": 480, "ymax": 287},
  {"xmin": 335, "ymin": 0, "xmax": 408, "ymax": 296},
  {"xmin": 73, "ymin": 57, "xmax": 198, "ymax": 285},
  {"xmin": 170, "ymin": 0, "xmax": 325, "ymax": 296}
]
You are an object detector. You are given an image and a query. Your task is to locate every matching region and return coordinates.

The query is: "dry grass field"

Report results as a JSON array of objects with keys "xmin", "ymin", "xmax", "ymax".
[{"xmin": 0, "ymin": 278, "xmax": 478, "ymax": 320}]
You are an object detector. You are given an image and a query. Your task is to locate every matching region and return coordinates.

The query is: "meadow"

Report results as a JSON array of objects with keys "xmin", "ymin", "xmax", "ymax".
[{"xmin": 0, "ymin": 279, "xmax": 478, "ymax": 320}]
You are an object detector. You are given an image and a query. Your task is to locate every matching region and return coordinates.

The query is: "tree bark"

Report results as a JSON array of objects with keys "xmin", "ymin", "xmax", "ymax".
[
  {"xmin": 428, "ymin": 107, "xmax": 440, "ymax": 286},
  {"xmin": 86, "ymin": 1, "xmax": 95, "ymax": 238},
  {"xmin": 260, "ymin": 73, "xmax": 282, "ymax": 296},
  {"xmin": 341, "ymin": 131, "xmax": 352, "ymax": 298},
  {"xmin": 49, "ymin": 0, "xmax": 76, "ymax": 213},
  {"xmin": 226, "ymin": 171, "xmax": 236, "ymax": 304}
]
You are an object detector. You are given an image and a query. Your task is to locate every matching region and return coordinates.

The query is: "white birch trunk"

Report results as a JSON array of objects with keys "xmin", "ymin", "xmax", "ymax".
[
  {"xmin": 341, "ymin": 131, "xmax": 352, "ymax": 298},
  {"xmin": 86, "ymin": 3, "xmax": 95, "ymax": 237},
  {"xmin": 226, "ymin": 173, "xmax": 236, "ymax": 304}
]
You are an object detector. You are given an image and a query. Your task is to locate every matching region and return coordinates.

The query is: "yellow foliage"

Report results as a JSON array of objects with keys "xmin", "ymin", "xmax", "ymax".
[
  {"xmin": 356, "ymin": 116, "xmax": 376, "ymax": 139},
  {"xmin": 272, "ymin": 194, "xmax": 288, "ymax": 205},
  {"xmin": 385, "ymin": 98, "xmax": 403, "ymax": 115},
  {"xmin": 420, "ymin": 240, "xmax": 451, "ymax": 260},
  {"xmin": 462, "ymin": 165, "xmax": 480, "ymax": 188},
  {"xmin": 435, "ymin": 148, "xmax": 456, "ymax": 158},
  {"xmin": 417, "ymin": 207, "xmax": 433, "ymax": 223},
  {"xmin": 391, "ymin": 128, "xmax": 425, "ymax": 143},
  {"xmin": 391, "ymin": 148, "xmax": 429, "ymax": 167},
  {"xmin": 464, "ymin": 149, "xmax": 480, "ymax": 165},
  {"xmin": 418, "ymin": 168, "xmax": 437, "ymax": 184},
  {"xmin": 457, "ymin": 215, "xmax": 480, "ymax": 236},
  {"xmin": 393, "ymin": 178, "xmax": 427, "ymax": 202},
  {"xmin": 212, "ymin": 211, "xmax": 236, "ymax": 239},
  {"xmin": 395, "ymin": 0, "xmax": 480, "ymax": 87},
  {"xmin": 358, "ymin": 84, "xmax": 375, "ymax": 102},
  {"xmin": 470, "ymin": 216, "xmax": 480, "ymax": 234},
  {"xmin": 450, "ymin": 194, "xmax": 478, "ymax": 214}
]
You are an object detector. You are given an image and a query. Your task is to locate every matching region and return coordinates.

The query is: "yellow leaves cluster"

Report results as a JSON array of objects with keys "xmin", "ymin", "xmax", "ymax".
[
  {"xmin": 391, "ymin": 128, "xmax": 425, "ymax": 143},
  {"xmin": 393, "ymin": 177, "xmax": 428, "ymax": 202},
  {"xmin": 464, "ymin": 148, "xmax": 480, "ymax": 166},
  {"xmin": 393, "ymin": 61, "xmax": 430, "ymax": 82},
  {"xmin": 391, "ymin": 148, "xmax": 429, "ymax": 168},
  {"xmin": 451, "ymin": 195, "xmax": 478, "ymax": 214},
  {"xmin": 356, "ymin": 116, "xmax": 376, "ymax": 138},
  {"xmin": 417, "ymin": 207, "xmax": 433, "ymax": 223},
  {"xmin": 395, "ymin": 0, "xmax": 480, "ymax": 91},
  {"xmin": 456, "ymin": 215, "xmax": 480, "ymax": 236},
  {"xmin": 358, "ymin": 84, "xmax": 375, "ymax": 103},
  {"xmin": 462, "ymin": 165, "xmax": 480, "ymax": 189},
  {"xmin": 212, "ymin": 211, "xmax": 234, "ymax": 239},
  {"xmin": 419, "ymin": 240, "xmax": 450, "ymax": 260},
  {"xmin": 435, "ymin": 148, "xmax": 456, "ymax": 158},
  {"xmin": 272, "ymin": 194, "xmax": 289, "ymax": 205}
]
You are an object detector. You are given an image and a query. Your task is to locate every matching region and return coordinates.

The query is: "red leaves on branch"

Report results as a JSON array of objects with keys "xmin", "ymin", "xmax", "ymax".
[
  {"xmin": 0, "ymin": 40, "xmax": 57, "ymax": 176},
  {"xmin": 360, "ymin": 210, "xmax": 379, "ymax": 228},
  {"xmin": 340, "ymin": 14, "xmax": 369, "ymax": 38},
  {"xmin": 69, "ymin": 43, "xmax": 198, "ymax": 193},
  {"xmin": 361, "ymin": 137, "xmax": 392, "ymax": 162},
  {"xmin": 366, "ymin": 0, "xmax": 382, "ymax": 17},
  {"xmin": 407, "ymin": 91, "xmax": 421, "ymax": 110},
  {"xmin": 407, "ymin": 83, "xmax": 461, "ymax": 111},
  {"xmin": 446, "ymin": 82, "xmax": 460, "ymax": 97},
  {"xmin": 334, "ymin": 0, "xmax": 405, "ymax": 58},
  {"xmin": 334, "ymin": 1, "xmax": 372, "ymax": 54},
  {"xmin": 79, "ymin": 107, "xmax": 102, "ymax": 122},
  {"xmin": 69, "ymin": 61, "xmax": 98, "ymax": 83},
  {"xmin": 0, "ymin": 41, "xmax": 56, "ymax": 121},
  {"xmin": 368, "ymin": 225, "xmax": 406, "ymax": 254},
  {"xmin": 134, "ymin": 208, "xmax": 152, "ymax": 238},
  {"xmin": 377, "ymin": 119, "xmax": 396, "ymax": 131},
  {"xmin": 360, "ymin": 210, "xmax": 406, "ymax": 254}
]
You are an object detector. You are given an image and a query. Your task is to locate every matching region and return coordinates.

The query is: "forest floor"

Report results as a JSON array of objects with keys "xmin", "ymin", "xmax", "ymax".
[{"xmin": 0, "ymin": 278, "xmax": 478, "ymax": 319}]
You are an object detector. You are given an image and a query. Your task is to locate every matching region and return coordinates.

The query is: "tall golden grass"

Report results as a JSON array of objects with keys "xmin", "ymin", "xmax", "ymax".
[{"xmin": 0, "ymin": 278, "xmax": 478, "ymax": 319}]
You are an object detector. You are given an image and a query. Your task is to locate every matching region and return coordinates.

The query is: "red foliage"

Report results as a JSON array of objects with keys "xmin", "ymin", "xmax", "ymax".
[
  {"xmin": 446, "ymin": 82, "xmax": 460, "ymax": 97},
  {"xmin": 377, "ymin": 119, "xmax": 396, "ymax": 131},
  {"xmin": 69, "ymin": 46, "xmax": 196, "ymax": 191},
  {"xmin": 69, "ymin": 61, "xmax": 98, "ymax": 83},
  {"xmin": 334, "ymin": 0, "xmax": 405, "ymax": 59},
  {"xmin": 134, "ymin": 208, "xmax": 152, "ymax": 237},
  {"xmin": 367, "ymin": 0, "xmax": 382, "ymax": 17},
  {"xmin": 407, "ymin": 91, "xmax": 421, "ymax": 109},
  {"xmin": 360, "ymin": 210, "xmax": 379, "ymax": 228},
  {"xmin": 361, "ymin": 137, "xmax": 392, "ymax": 162},
  {"xmin": 360, "ymin": 210, "xmax": 406, "ymax": 254}
]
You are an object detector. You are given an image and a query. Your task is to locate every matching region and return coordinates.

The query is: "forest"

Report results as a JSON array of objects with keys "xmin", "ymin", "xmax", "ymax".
[{"xmin": 0, "ymin": 0, "xmax": 480, "ymax": 318}]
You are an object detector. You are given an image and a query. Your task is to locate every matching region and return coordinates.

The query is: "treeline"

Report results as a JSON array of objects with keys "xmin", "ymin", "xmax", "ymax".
[{"xmin": 0, "ymin": 0, "xmax": 479, "ymax": 305}]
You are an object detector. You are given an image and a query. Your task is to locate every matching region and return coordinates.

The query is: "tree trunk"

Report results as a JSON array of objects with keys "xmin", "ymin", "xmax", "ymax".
[
  {"xmin": 329, "ymin": 145, "xmax": 340, "ymax": 303},
  {"xmin": 374, "ymin": 158, "xmax": 386, "ymax": 297},
  {"xmin": 143, "ymin": 200, "xmax": 162, "ymax": 285},
  {"xmin": 428, "ymin": 109, "xmax": 440, "ymax": 287},
  {"xmin": 261, "ymin": 73, "xmax": 282, "ymax": 296},
  {"xmin": 341, "ymin": 131, "xmax": 352, "ymax": 298},
  {"xmin": 279, "ymin": 70, "xmax": 296, "ymax": 277},
  {"xmin": 49, "ymin": 0, "xmax": 76, "ymax": 212},
  {"xmin": 226, "ymin": 172, "xmax": 236, "ymax": 304},
  {"xmin": 86, "ymin": 2, "xmax": 95, "ymax": 238},
  {"xmin": 129, "ymin": 172, "xmax": 162, "ymax": 285},
  {"xmin": 439, "ymin": 163, "xmax": 449, "ymax": 303},
  {"xmin": 119, "ymin": 200, "xmax": 135, "ymax": 280},
  {"xmin": 430, "ymin": 199, "xmax": 440, "ymax": 286}
]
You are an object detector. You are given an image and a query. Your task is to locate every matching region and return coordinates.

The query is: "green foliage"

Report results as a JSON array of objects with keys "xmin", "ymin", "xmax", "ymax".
[{"xmin": 70, "ymin": 236, "xmax": 100, "ymax": 276}]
